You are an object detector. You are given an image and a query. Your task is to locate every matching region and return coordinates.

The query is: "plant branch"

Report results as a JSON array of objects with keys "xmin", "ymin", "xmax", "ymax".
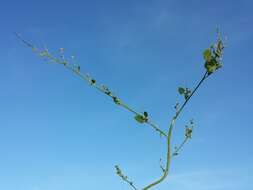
[
  {"xmin": 15, "ymin": 33, "xmax": 167, "ymax": 138},
  {"xmin": 171, "ymin": 138, "xmax": 188, "ymax": 157},
  {"xmin": 115, "ymin": 165, "xmax": 139, "ymax": 190},
  {"xmin": 142, "ymin": 71, "xmax": 208, "ymax": 190},
  {"xmin": 15, "ymin": 31, "xmax": 224, "ymax": 190},
  {"xmin": 176, "ymin": 71, "xmax": 209, "ymax": 118},
  {"xmin": 172, "ymin": 120, "xmax": 195, "ymax": 157}
]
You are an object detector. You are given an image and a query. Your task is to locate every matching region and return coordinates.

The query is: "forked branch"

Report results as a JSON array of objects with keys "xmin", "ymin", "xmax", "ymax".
[{"xmin": 15, "ymin": 31, "xmax": 225, "ymax": 190}]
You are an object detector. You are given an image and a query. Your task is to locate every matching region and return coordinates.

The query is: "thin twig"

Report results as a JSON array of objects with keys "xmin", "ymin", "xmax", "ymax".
[
  {"xmin": 171, "ymin": 138, "xmax": 188, "ymax": 157},
  {"xmin": 115, "ymin": 165, "xmax": 139, "ymax": 190},
  {"xmin": 15, "ymin": 33, "xmax": 167, "ymax": 138}
]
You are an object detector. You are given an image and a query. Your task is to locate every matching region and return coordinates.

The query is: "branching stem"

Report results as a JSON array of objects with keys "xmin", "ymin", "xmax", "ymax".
[
  {"xmin": 142, "ymin": 71, "xmax": 209, "ymax": 190},
  {"xmin": 15, "ymin": 32, "xmax": 223, "ymax": 190}
]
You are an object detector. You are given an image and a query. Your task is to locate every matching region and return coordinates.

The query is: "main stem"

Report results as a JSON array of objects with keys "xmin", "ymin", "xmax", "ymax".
[{"xmin": 142, "ymin": 71, "xmax": 208, "ymax": 190}]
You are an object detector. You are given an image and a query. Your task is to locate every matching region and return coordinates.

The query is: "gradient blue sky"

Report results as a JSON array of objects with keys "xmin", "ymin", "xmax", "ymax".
[{"xmin": 0, "ymin": 0, "xmax": 252, "ymax": 190}]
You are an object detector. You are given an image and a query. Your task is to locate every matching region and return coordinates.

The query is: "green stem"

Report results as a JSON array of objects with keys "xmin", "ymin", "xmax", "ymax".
[
  {"xmin": 172, "ymin": 137, "xmax": 188, "ymax": 157},
  {"xmin": 15, "ymin": 33, "xmax": 167, "ymax": 138},
  {"xmin": 142, "ymin": 117, "xmax": 175, "ymax": 190},
  {"xmin": 176, "ymin": 71, "xmax": 208, "ymax": 118},
  {"xmin": 64, "ymin": 63, "xmax": 167, "ymax": 137},
  {"xmin": 142, "ymin": 71, "xmax": 208, "ymax": 190}
]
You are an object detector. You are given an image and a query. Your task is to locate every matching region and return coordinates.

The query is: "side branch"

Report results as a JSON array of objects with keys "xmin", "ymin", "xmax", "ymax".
[
  {"xmin": 172, "ymin": 120, "xmax": 194, "ymax": 157},
  {"xmin": 15, "ymin": 33, "xmax": 167, "ymax": 138},
  {"xmin": 115, "ymin": 165, "xmax": 139, "ymax": 190}
]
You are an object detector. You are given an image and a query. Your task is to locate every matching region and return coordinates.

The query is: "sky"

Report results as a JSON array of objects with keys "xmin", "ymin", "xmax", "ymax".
[{"xmin": 0, "ymin": 0, "xmax": 253, "ymax": 190}]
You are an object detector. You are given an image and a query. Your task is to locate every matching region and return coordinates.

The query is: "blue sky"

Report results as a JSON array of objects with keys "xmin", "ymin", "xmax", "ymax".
[{"xmin": 0, "ymin": 0, "xmax": 252, "ymax": 190}]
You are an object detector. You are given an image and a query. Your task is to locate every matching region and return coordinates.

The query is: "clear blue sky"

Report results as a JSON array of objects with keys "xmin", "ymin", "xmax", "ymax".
[{"xmin": 0, "ymin": 0, "xmax": 252, "ymax": 190}]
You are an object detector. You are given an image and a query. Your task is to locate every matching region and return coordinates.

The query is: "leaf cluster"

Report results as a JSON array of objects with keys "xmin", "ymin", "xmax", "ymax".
[
  {"xmin": 203, "ymin": 38, "xmax": 224, "ymax": 74},
  {"xmin": 178, "ymin": 87, "xmax": 192, "ymax": 100}
]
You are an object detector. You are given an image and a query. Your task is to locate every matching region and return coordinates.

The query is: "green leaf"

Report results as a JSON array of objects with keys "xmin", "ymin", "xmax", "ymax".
[
  {"xmin": 203, "ymin": 49, "xmax": 212, "ymax": 62},
  {"xmin": 185, "ymin": 127, "xmax": 193, "ymax": 138},
  {"xmin": 134, "ymin": 114, "xmax": 146, "ymax": 124},
  {"xmin": 205, "ymin": 59, "xmax": 222, "ymax": 74},
  {"xmin": 144, "ymin": 111, "xmax": 148, "ymax": 118},
  {"xmin": 178, "ymin": 87, "xmax": 185, "ymax": 95},
  {"xmin": 91, "ymin": 79, "xmax": 96, "ymax": 84},
  {"xmin": 184, "ymin": 88, "xmax": 192, "ymax": 100},
  {"xmin": 216, "ymin": 63, "xmax": 222, "ymax": 69},
  {"xmin": 112, "ymin": 96, "xmax": 121, "ymax": 105},
  {"xmin": 205, "ymin": 63, "xmax": 216, "ymax": 74},
  {"xmin": 101, "ymin": 85, "xmax": 112, "ymax": 96}
]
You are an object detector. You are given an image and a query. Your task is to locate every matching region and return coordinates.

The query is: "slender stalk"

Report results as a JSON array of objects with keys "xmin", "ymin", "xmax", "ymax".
[
  {"xmin": 15, "ymin": 32, "xmax": 167, "ymax": 138},
  {"xmin": 127, "ymin": 180, "xmax": 139, "ymax": 190},
  {"xmin": 142, "ymin": 71, "xmax": 209, "ymax": 190},
  {"xmin": 172, "ymin": 137, "xmax": 188, "ymax": 157},
  {"xmin": 65, "ymin": 62, "xmax": 168, "ymax": 137},
  {"xmin": 142, "ymin": 118, "xmax": 174, "ymax": 190},
  {"xmin": 176, "ymin": 71, "xmax": 208, "ymax": 118}
]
